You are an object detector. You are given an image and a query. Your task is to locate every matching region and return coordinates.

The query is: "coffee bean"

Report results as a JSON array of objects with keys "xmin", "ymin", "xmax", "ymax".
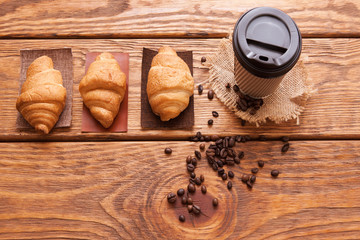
[
  {"xmin": 282, "ymin": 143, "xmax": 290, "ymax": 153},
  {"xmin": 193, "ymin": 204, "xmax": 201, "ymax": 215},
  {"xmin": 181, "ymin": 196, "xmax": 187, "ymax": 205},
  {"xmin": 251, "ymin": 168, "xmax": 259, "ymax": 174},
  {"xmin": 246, "ymin": 180, "xmax": 253, "ymax": 189},
  {"xmin": 259, "ymin": 135, "xmax": 266, "ymax": 141},
  {"xmin": 212, "ymin": 111, "xmax": 219, "ymax": 117},
  {"xmin": 222, "ymin": 173, "xmax": 228, "ymax": 180},
  {"xmin": 187, "ymin": 205, "xmax": 193, "ymax": 213},
  {"xmin": 237, "ymin": 101, "xmax": 248, "ymax": 111},
  {"xmin": 200, "ymin": 136, "xmax": 205, "ymax": 141},
  {"xmin": 220, "ymin": 148, "xmax": 227, "ymax": 158},
  {"xmin": 213, "ymin": 198, "xmax": 219, "ymax": 207},
  {"xmin": 235, "ymin": 135, "xmax": 242, "ymax": 142},
  {"xmin": 249, "ymin": 108, "xmax": 257, "ymax": 115},
  {"xmin": 199, "ymin": 143, "xmax": 205, "ymax": 150},
  {"xmin": 187, "ymin": 164, "xmax": 195, "ymax": 172},
  {"xmin": 241, "ymin": 119, "xmax": 246, "ymax": 126},
  {"xmin": 177, "ymin": 188, "xmax": 185, "ymax": 196},
  {"xmin": 201, "ymin": 185, "xmax": 207, "ymax": 194},
  {"xmin": 164, "ymin": 148, "xmax": 172, "ymax": 154},
  {"xmin": 226, "ymin": 83, "xmax": 231, "ymax": 89},
  {"xmin": 195, "ymin": 150, "xmax": 201, "ymax": 160},
  {"xmin": 238, "ymin": 151, "xmax": 244, "ymax": 159},
  {"xmin": 191, "ymin": 158, "xmax": 198, "ymax": 166},
  {"xmin": 190, "ymin": 172, "xmax": 196, "ymax": 179},
  {"xmin": 201, "ymin": 56, "xmax": 206, "ymax": 63},
  {"xmin": 281, "ymin": 136, "xmax": 290, "ymax": 142},
  {"xmin": 233, "ymin": 85, "xmax": 240, "ymax": 92},
  {"xmin": 216, "ymin": 160, "xmax": 223, "ymax": 168},
  {"xmin": 195, "ymin": 177, "xmax": 201, "ymax": 186},
  {"xmin": 215, "ymin": 138, "xmax": 223, "ymax": 146},
  {"xmin": 208, "ymin": 90, "xmax": 214, "ymax": 100},
  {"xmin": 191, "ymin": 137, "xmax": 199, "ymax": 142},
  {"xmin": 227, "ymin": 181, "xmax": 233, "ymax": 190},
  {"xmin": 167, "ymin": 193, "xmax": 176, "ymax": 203},
  {"xmin": 226, "ymin": 157, "xmax": 235, "ymax": 166},
  {"xmin": 179, "ymin": 215, "xmax": 185, "ymax": 222},
  {"xmin": 228, "ymin": 171, "xmax": 234, "ymax": 178},
  {"xmin": 196, "ymin": 131, "xmax": 202, "ymax": 139},
  {"xmin": 215, "ymin": 148, "xmax": 220, "ymax": 156},
  {"xmin": 250, "ymin": 175, "xmax": 256, "ymax": 183},
  {"xmin": 241, "ymin": 174, "xmax": 250, "ymax": 183},
  {"xmin": 186, "ymin": 155, "xmax": 192, "ymax": 164},
  {"xmin": 200, "ymin": 174, "xmax": 205, "ymax": 183},
  {"xmin": 188, "ymin": 183, "xmax": 196, "ymax": 193},
  {"xmin": 187, "ymin": 197, "xmax": 193, "ymax": 205},
  {"xmin": 258, "ymin": 160, "xmax": 265, "ymax": 168},
  {"xmin": 204, "ymin": 135, "xmax": 211, "ymax": 142},
  {"xmin": 218, "ymin": 168, "xmax": 225, "ymax": 176},
  {"xmin": 211, "ymin": 135, "xmax": 219, "ymax": 141},
  {"xmin": 198, "ymin": 85, "xmax": 203, "ymax": 95},
  {"xmin": 212, "ymin": 163, "xmax": 218, "ymax": 171},
  {"xmin": 229, "ymin": 137, "xmax": 235, "ymax": 147},
  {"xmin": 234, "ymin": 157, "xmax": 240, "ymax": 164},
  {"xmin": 189, "ymin": 178, "xmax": 196, "ymax": 185},
  {"xmin": 271, "ymin": 170, "xmax": 280, "ymax": 177}
]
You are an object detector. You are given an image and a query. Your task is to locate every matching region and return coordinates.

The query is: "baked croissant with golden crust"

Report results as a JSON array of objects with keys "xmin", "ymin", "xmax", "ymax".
[
  {"xmin": 147, "ymin": 46, "xmax": 194, "ymax": 121},
  {"xmin": 79, "ymin": 52, "xmax": 126, "ymax": 128},
  {"xmin": 16, "ymin": 55, "xmax": 66, "ymax": 134}
]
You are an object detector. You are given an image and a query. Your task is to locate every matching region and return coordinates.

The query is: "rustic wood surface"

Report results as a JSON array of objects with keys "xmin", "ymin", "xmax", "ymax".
[
  {"xmin": 1, "ymin": 0, "xmax": 360, "ymax": 38},
  {"xmin": 0, "ymin": 141, "xmax": 359, "ymax": 239},
  {"xmin": 1, "ymin": 38, "xmax": 360, "ymax": 140}
]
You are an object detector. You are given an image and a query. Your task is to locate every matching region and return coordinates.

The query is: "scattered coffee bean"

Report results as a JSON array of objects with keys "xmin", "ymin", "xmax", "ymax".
[
  {"xmin": 201, "ymin": 185, "xmax": 207, "ymax": 194},
  {"xmin": 188, "ymin": 183, "xmax": 196, "ymax": 193},
  {"xmin": 238, "ymin": 151, "xmax": 245, "ymax": 159},
  {"xmin": 212, "ymin": 111, "xmax": 219, "ymax": 118},
  {"xmin": 198, "ymin": 85, "xmax": 203, "ymax": 95},
  {"xmin": 177, "ymin": 188, "xmax": 185, "ymax": 196},
  {"xmin": 167, "ymin": 193, "xmax": 176, "ymax": 203},
  {"xmin": 196, "ymin": 131, "xmax": 202, "ymax": 139},
  {"xmin": 212, "ymin": 198, "xmax": 219, "ymax": 207},
  {"xmin": 218, "ymin": 168, "xmax": 225, "ymax": 176},
  {"xmin": 229, "ymin": 137, "xmax": 235, "ymax": 147},
  {"xmin": 216, "ymin": 160, "xmax": 224, "ymax": 168},
  {"xmin": 187, "ymin": 205, "xmax": 193, "ymax": 213},
  {"xmin": 199, "ymin": 143, "xmax": 205, "ymax": 150},
  {"xmin": 194, "ymin": 150, "xmax": 201, "ymax": 160},
  {"xmin": 186, "ymin": 155, "xmax": 192, "ymax": 164},
  {"xmin": 192, "ymin": 204, "xmax": 201, "ymax": 215},
  {"xmin": 222, "ymin": 173, "xmax": 228, "ymax": 180},
  {"xmin": 164, "ymin": 148, "xmax": 172, "ymax": 154},
  {"xmin": 211, "ymin": 135, "xmax": 219, "ymax": 141},
  {"xmin": 250, "ymin": 175, "xmax": 256, "ymax": 183},
  {"xmin": 195, "ymin": 177, "xmax": 201, "ymax": 186},
  {"xmin": 233, "ymin": 85, "xmax": 240, "ymax": 92},
  {"xmin": 201, "ymin": 56, "xmax": 206, "ymax": 63},
  {"xmin": 282, "ymin": 143, "xmax": 290, "ymax": 153},
  {"xmin": 234, "ymin": 157, "xmax": 240, "ymax": 164},
  {"xmin": 190, "ymin": 172, "xmax": 196, "ymax": 179},
  {"xmin": 200, "ymin": 174, "xmax": 205, "ymax": 182},
  {"xmin": 187, "ymin": 164, "xmax": 195, "ymax": 172},
  {"xmin": 191, "ymin": 158, "xmax": 197, "ymax": 166},
  {"xmin": 228, "ymin": 171, "xmax": 234, "ymax": 178},
  {"xmin": 208, "ymin": 119, "xmax": 213, "ymax": 125},
  {"xmin": 227, "ymin": 181, "xmax": 233, "ymax": 190},
  {"xmin": 226, "ymin": 83, "xmax": 231, "ymax": 89},
  {"xmin": 181, "ymin": 196, "xmax": 187, "ymax": 205},
  {"xmin": 281, "ymin": 136, "xmax": 290, "ymax": 142},
  {"xmin": 258, "ymin": 160, "xmax": 265, "ymax": 168},
  {"xmin": 241, "ymin": 174, "xmax": 250, "ymax": 183},
  {"xmin": 189, "ymin": 178, "xmax": 196, "ymax": 185},
  {"xmin": 251, "ymin": 168, "xmax": 259, "ymax": 174},
  {"xmin": 204, "ymin": 135, "xmax": 211, "ymax": 142},
  {"xmin": 187, "ymin": 197, "xmax": 193, "ymax": 205},
  {"xmin": 271, "ymin": 170, "xmax": 280, "ymax": 177},
  {"xmin": 208, "ymin": 90, "xmax": 214, "ymax": 100},
  {"xmin": 246, "ymin": 181, "xmax": 253, "ymax": 189},
  {"xmin": 179, "ymin": 215, "xmax": 185, "ymax": 222}
]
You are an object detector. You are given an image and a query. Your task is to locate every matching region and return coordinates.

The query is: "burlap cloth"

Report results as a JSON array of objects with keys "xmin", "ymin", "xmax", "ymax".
[{"xmin": 206, "ymin": 37, "xmax": 316, "ymax": 126}]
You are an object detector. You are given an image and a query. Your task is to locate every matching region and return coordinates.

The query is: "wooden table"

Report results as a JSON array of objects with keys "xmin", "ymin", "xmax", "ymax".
[{"xmin": 1, "ymin": 1, "xmax": 360, "ymax": 239}]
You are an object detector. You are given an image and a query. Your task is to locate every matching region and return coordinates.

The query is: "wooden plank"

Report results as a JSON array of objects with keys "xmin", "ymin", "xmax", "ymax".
[
  {"xmin": 1, "ymin": 38, "xmax": 360, "ymax": 141},
  {"xmin": 0, "ymin": 0, "xmax": 360, "ymax": 38},
  {"xmin": 0, "ymin": 140, "xmax": 359, "ymax": 239}
]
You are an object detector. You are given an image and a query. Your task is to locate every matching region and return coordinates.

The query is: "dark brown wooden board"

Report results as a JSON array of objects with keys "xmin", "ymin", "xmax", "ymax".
[{"xmin": 141, "ymin": 47, "xmax": 194, "ymax": 129}]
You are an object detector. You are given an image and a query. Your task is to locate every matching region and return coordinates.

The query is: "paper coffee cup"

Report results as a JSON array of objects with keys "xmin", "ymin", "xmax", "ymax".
[{"xmin": 233, "ymin": 7, "xmax": 302, "ymax": 98}]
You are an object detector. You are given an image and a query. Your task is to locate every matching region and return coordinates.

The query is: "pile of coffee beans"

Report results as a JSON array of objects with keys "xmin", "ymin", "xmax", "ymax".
[{"xmin": 230, "ymin": 84, "xmax": 263, "ymax": 115}]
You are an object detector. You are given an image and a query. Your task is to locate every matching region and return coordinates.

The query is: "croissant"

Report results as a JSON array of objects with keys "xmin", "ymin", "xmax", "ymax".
[
  {"xmin": 16, "ymin": 55, "xmax": 66, "ymax": 134},
  {"xmin": 147, "ymin": 46, "xmax": 194, "ymax": 121},
  {"xmin": 79, "ymin": 52, "xmax": 126, "ymax": 128}
]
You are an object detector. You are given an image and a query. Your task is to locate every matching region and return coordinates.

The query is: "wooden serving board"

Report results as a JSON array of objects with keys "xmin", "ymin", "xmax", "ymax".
[
  {"xmin": 1, "ymin": 39, "xmax": 360, "ymax": 140},
  {"xmin": 0, "ymin": 141, "xmax": 359, "ymax": 239}
]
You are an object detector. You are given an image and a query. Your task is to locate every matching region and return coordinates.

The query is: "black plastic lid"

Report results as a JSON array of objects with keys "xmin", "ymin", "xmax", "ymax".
[{"xmin": 233, "ymin": 7, "xmax": 302, "ymax": 78}]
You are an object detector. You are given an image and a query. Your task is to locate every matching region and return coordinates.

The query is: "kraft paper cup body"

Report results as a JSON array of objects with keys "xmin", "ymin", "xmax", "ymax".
[{"xmin": 233, "ymin": 7, "xmax": 302, "ymax": 98}]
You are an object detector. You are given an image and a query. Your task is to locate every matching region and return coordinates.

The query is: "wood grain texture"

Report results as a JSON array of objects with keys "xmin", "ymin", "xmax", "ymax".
[
  {"xmin": 0, "ymin": 140, "xmax": 359, "ymax": 239},
  {"xmin": 1, "ymin": 38, "xmax": 360, "ymax": 141},
  {"xmin": 0, "ymin": 0, "xmax": 360, "ymax": 38}
]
